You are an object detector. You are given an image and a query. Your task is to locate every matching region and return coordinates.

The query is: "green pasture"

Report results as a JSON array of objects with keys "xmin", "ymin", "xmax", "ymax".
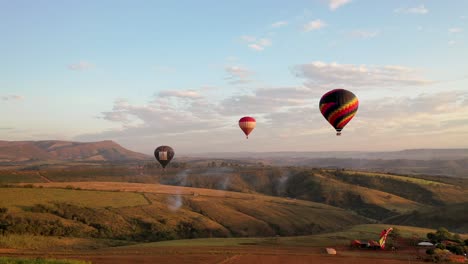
[
  {"xmin": 0, "ymin": 234, "xmax": 132, "ymax": 250},
  {"xmin": 0, "ymin": 187, "xmax": 148, "ymax": 209},
  {"xmin": 130, "ymin": 224, "xmax": 462, "ymax": 248},
  {"xmin": 0, "ymin": 257, "xmax": 90, "ymax": 264},
  {"xmin": 342, "ymin": 170, "xmax": 451, "ymax": 187},
  {"xmin": 0, "ymin": 173, "xmax": 43, "ymax": 184}
]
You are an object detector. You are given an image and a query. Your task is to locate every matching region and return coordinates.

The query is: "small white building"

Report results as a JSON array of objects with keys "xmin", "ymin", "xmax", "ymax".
[{"xmin": 417, "ymin": 242, "xmax": 434, "ymax": 247}]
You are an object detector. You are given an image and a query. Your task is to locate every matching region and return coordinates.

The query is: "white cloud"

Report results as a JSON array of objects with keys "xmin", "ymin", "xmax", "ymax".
[
  {"xmin": 68, "ymin": 61, "xmax": 93, "ymax": 71},
  {"xmin": 248, "ymin": 44, "xmax": 265, "ymax": 51},
  {"xmin": 219, "ymin": 86, "xmax": 315, "ymax": 115},
  {"xmin": 159, "ymin": 90, "xmax": 202, "ymax": 99},
  {"xmin": 358, "ymin": 91, "xmax": 468, "ymax": 136},
  {"xmin": 271, "ymin": 21, "xmax": 288, "ymax": 28},
  {"xmin": 329, "ymin": 0, "xmax": 351, "ymax": 10},
  {"xmin": 449, "ymin": 28, "xmax": 463, "ymax": 33},
  {"xmin": 76, "ymin": 87, "xmax": 468, "ymax": 153},
  {"xmin": 240, "ymin": 36, "xmax": 272, "ymax": 51},
  {"xmin": 1, "ymin": 94, "xmax": 24, "ymax": 101},
  {"xmin": 225, "ymin": 65, "xmax": 254, "ymax": 84},
  {"xmin": 349, "ymin": 30, "xmax": 379, "ymax": 39},
  {"xmin": 294, "ymin": 61, "xmax": 433, "ymax": 88},
  {"xmin": 395, "ymin": 5, "xmax": 429, "ymax": 15},
  {"xmin": 448, "ymin": 40, "xmax": 457, "ymax": 46},
  {"xmin": 303, "ymin": 20, "xmax": 326, "ymax": 32}
]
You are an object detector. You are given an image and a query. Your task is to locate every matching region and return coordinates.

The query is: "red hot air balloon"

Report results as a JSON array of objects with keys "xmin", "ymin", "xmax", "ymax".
[
  {"xmin": 238, "ymin": 116, "xmax": 256, "ymax": 139},
  {"xmin": 319, "ymin": 89, "xmax": 359, "ymax": 136}
]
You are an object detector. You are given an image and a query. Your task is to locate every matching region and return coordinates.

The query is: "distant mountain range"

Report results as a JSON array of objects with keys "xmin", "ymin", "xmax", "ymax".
[
  {"xmin": 1, "ymin": 140, "xmax": 467, "ymax": 177},
  {"xmin": 189, "ymin": 149, "xmax": 468, "ymax": 161},
  {"xmin": 187, "ymin": 149, "xmax": 468, "ymax": 178},
  {"xmin": 0, "ymin": 140, "xmax": 150, "ymax": 162}
]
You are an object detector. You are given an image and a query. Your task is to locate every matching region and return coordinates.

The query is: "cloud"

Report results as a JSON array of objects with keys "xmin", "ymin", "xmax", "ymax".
[
  {"xmin": 240, "ymin": 36, "xmax": 272, "ymax": 51},
  {"xmin": 271, "ymin": 21, "xmax": 288, "ymax": 28},
  {"xmin": 225, "ymin": 65, "xmax": 254, "ymax": 84},
  {"xmin": 97, "ymin": 95, "xmax": 224, "ymax": 134},
  {"xmin": 448, "ymin": 40, "xmax": 457, "ymax": 46},
  {"xmin": 394, "ymin": 5, "xmax": 428, "ymax": 14},
  {"xmin": 328, "ymin": 0, "xmax": 351, "ymax": 10},
  {"xmin": 159, "ymin": 90, "xmax": 202, "ymax": 99},
  {"xmin": 76, "ymin": 86, "xmax": 468, "ymax": 153},
  {"xmin": 294, "ymin": 61, "xmax": 433, "ymax": 88},
  {"xmin": 349, "ymin": 30, "xmax": 379, "ymax": 39},
  {"xmin": 68, "ymin": 61, "xmax": 93, "ymax": 71},
  {"xmin": 218, "ymin": 86, "xmax": 317, "ymax": 116},
  {"xmin": 357, "ymin": 91, "xmax": 468, "ymax": 135},
  {"xmin": 303, "ymin": 20, "xmax": 326, "ymax": 32},
  {"xmin": 1, "ymin": 95, "xmax": 24, "ymax": 101},
  {"xmin": 449, "ymin": 28, "xmax": 463, "ymax": 33}
]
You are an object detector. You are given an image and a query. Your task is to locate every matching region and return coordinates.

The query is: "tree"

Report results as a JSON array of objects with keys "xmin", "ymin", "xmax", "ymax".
[
  {"xmin": 435, "ymin": 227, "xmax": 451, "ymax": 241},
  {"xmin": 427, "ymin": 232, "xmax": 437, "ymax": 243},
  {"xmin": 388, "ymin": 227, "xmax": 402, "ymax": 248}
]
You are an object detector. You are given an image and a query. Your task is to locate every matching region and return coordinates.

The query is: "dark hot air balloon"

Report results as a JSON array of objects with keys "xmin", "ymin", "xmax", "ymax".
[
  {"xmin": 319, "ymin": 89, "xmax": 359, "ymax": 136},
  {"xmin": 154, "ymin": 146, "xmax": 174, "ymax": 168},
  {"xmin": 239, "ymin": 116, "xmax": 256, "ymax": 139}
]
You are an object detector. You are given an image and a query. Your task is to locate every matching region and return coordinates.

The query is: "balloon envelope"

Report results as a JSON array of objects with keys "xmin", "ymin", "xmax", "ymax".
[
  {"xmin": 239, "ymin": 116, "xmax": 256, "ymax": 139},
  {"xmin": 319, "ymin": 89, "xmax": 359, "ymax": 135},
  {"xmin": 154, "ymin": 146, "xmax": 175, "ymax": 168}
]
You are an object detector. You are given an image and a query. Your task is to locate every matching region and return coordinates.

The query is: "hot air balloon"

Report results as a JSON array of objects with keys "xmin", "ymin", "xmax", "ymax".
[
  {"xmin": 319, "ymin": 89, "xmax": 359, "ymax": 136},
  {"xmin": 154, "ymin": 146, "xmax": 174, "ymax": 169},
  {"xmin": 239, "ymin": 116, "xmax": 256, "ymax": 139}
]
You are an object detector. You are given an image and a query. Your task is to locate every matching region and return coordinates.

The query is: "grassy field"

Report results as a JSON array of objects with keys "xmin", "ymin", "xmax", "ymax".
[
  {"xmin": 0, "ymin": 257, "xmax": 90, "ymax": 264},
  {"xmin": 0, "ymin": 171, "xmax": 44, "ymax": 184},
  {"xmin": 342, "ymin": 170, "xmax": 452, "ymax": 187},
  {"xmin": 0, "ymin": 235, "xmax": 131, "ymax": 250},
  {"xmin": 0, "ymin": 182, "xmax": 369, "ymax": 247},
  {"xmin": 126, "ymin": 224, "xmax": 452, "ymax": 248},
  {"xmin": 313, "ymin": 173, "xmax": 426, "ymax": 214},
  {"xmin": 0, "ymin": 187, "xmax": 149, "ymax": 209}
]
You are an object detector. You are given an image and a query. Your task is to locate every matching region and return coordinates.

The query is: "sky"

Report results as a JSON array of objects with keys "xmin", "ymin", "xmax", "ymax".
[{"xmin": 1, "ymin": 0, "xmax": 468, "ymax": 154}]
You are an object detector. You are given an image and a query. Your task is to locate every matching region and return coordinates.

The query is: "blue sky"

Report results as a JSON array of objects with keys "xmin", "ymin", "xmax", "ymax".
[{"xmin": 1, "ymin": 0, "xmax": 467, "ymax": 154}]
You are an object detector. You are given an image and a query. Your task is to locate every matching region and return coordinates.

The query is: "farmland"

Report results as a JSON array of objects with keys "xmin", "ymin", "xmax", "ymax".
[{"xmin": 0, "ymin": 161, "xmax": 467, "ymax": 263}]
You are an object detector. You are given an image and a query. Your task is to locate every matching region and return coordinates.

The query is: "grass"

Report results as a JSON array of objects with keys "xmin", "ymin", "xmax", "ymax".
[
  {"xmin": 343, "ymin": 170, "xmax": 451, "ymax": 187},
  {"xmin": 0, "ymin": 257, "xmax": 90, "ymax": 264},
  {"xmin": 0, "ymin": 187, "xmax": 149, "ymax": 209},
  {"xmin": 0, "ymin": 172, "xmax": 43, "ymax": 184},
  {"xmin": 128, "ymin": 224, "xmax": 447, "ymax": 248},
  {"xmin": 0, "ymin": 234, "xmax": 132, "ymax": 250}
]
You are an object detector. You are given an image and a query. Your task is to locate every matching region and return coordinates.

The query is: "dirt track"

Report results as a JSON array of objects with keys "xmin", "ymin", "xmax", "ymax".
[{"xmin": 2, "ymin": 246, "xmax": 425, "ymax": 264}]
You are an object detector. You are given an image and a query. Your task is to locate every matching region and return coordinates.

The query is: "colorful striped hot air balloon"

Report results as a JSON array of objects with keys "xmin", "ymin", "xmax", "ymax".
[
  {"xmin": 238, "ymin": 116, "xmax": 256, "ymax": 139},
  {"xmin": 319, "ymin": 89, "xmax": 359, "ymax": 136}
]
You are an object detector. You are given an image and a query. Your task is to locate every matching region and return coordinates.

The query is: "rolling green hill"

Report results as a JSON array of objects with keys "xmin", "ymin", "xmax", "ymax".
[
  {"xmin": 384, "ymin": 202, "xmax": 468, "ymax": 233},
  {"xmin": 1, "ymin": 162, "xmax": 467, "ymax": 238},
  {"xmin": 0, "ymin": 184, "xmax": 369, "ymax": 248}
]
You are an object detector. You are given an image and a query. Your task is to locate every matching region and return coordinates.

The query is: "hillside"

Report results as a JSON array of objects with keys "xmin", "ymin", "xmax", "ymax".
[
  {"xmin": 153, "ymin": 167, "xmax": 468, "ymax": 224},
  {"xmin": 191, "ymin": 149, "xmax": 468, "ymax": 160},
  {"xmin": 1, "ymin": 162, "xmax": 467, "ymax": 233},
  {"xmin": 0, "ymin": 183, "xmax": 369, "ymax": 244},
  {"xmin": 384, "ymin": 202, "xmax": 468, "ymax": 233},
  {"xmin": 0, "ymin": 140, "xmax": 150, "ymax": 162},
  {"xmin": 186, "ymin": 149, "xmax": 468, "ymax": 177}
]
